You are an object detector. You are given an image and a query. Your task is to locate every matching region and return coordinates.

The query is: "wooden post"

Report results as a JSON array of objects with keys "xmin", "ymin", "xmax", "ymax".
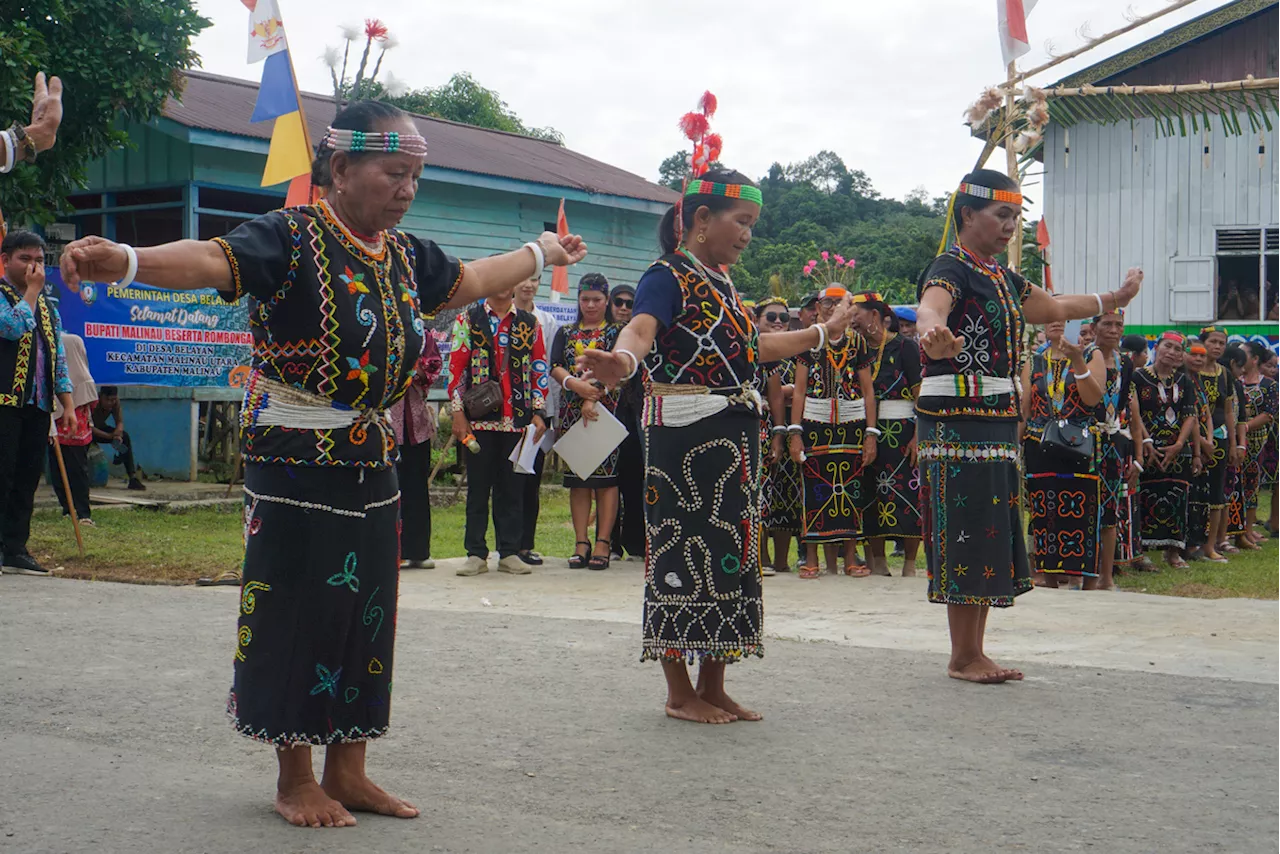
[
  {"xmin": 51, "ymin": 440, "xmax": 85, "ymax": 558},
  {"xmin": 426, "ymin": 434, "xmax": 455, "ymax": 489},
  {"xmin": 1005, "ymin": 60, "xmax": 1024, "ymax": 274}
]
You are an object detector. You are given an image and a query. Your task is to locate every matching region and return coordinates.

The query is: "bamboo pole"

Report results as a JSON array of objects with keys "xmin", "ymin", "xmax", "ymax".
[
  {"xmin": 1014, "ymin": 0, "xmax": 1199, "ymax": 82},
  {"xmin": 426, "ymin": 434, "xmax": 455, "ymax": 489},
  {"xmin": 1045, "ymin": 77, "xmax": 1279, "ymax": 98},
  {"xmin": 51, "ymin": 440, "xmax": 85, "ymax": 558},
  {"xmin": 1005, "ymin": 61, "xmax": 1023, "ymax": 274}
]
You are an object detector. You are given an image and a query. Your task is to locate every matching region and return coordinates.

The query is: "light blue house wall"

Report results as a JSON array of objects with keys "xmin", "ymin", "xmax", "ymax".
[{"xmin": 64, "ymin": 121, "xmax": 668, "ymax": 479}]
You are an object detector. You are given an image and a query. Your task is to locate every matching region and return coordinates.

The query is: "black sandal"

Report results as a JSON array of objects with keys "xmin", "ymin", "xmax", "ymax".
[
  {"xmin": 568, "ymin": 540, "xmax": 591, "ymax": 569},
  {"xmin": 588, "ymin": 538, "xmax": 611, "ymax": 571}
]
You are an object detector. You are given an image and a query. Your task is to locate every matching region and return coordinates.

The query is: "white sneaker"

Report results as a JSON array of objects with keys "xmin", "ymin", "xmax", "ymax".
[
  {"xmin": 761, "ymin": 566, "xmax": 777, "ymax": 577},
  {"xmin": 456, "ymin": 555, "xmax": 488, "ymax": 577}
]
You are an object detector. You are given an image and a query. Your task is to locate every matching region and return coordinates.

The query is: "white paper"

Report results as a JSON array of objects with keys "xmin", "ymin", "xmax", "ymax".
[
  {"xmin": 553, "ymin": 407, "xmax": 628, "ymax": 481},
  {"xmin": 507, "ymin": 424, "xmax": 542, "ymax": 475}
]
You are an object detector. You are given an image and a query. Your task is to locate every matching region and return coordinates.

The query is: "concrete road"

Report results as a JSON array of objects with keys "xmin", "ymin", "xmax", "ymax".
[{"xmin": 0, "ymin": 565, "xmax": 1275, "ymax": 854}]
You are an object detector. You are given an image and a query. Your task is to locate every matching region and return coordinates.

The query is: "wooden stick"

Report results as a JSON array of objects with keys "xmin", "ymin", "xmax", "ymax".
[
  {"xmin": 1005, "ymin": 60, "xmax": 1024, "ymax": 274},
  {"xmin": 426, "ymin": 434, "xmax": 455, "ymax": 489},
  {"xmin": 225, "ymin": 453, "xmax": 242, "ymax": 498},
  {"xmin": 50, "ymin": 440, "xmax": 85, "ymax": 558},
  {"xmin": 1015, "ymin": 0, "xmax": 1199, "ymax": 82},
  {"xmin": 1045, "ymin": 77, "xmax": 1280, "ymax": 98}
]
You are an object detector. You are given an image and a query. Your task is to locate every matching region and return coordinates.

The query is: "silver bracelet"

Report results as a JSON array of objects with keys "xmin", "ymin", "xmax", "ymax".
[
  {"xmin": 117, "ymin": 244, "xmax": 138, "ymax": 287},
  {"xmin": 523, "ymin": 241, "xmax": 545, "ymax": 281},
  {"xmin": 616, "ymin": 348, "xmax": 639, "ymax": 381}
]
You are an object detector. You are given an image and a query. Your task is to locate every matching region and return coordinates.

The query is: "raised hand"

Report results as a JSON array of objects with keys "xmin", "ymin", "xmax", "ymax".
[
  {"xmin": 59, "ymin": 236, "xmax": 130, "ymax": 292},
  {"xmin": 821, "ymin": 296, "xmax": 855, "ymax": 338},
  {"xmin": 538, "ymin": 232, "xmax": 588, "ymax": 266},
  {"xmin": 1114, "ymin": 268, "xmax": 1143, "ymax": 308},
  {"xmin": 1056, "ymin": 335, "xmax": 1085, "ymax": 364},
  {"xmin": 569, "ymin": 376, "xmax": 604, "ymax": 402},
  {"xmin": 920, "ymin": 325, "xmax": 965, "ymax": 360},
  {"xmin": 27, "ymin": 72, "xmax": 64, "ymax": 153}
]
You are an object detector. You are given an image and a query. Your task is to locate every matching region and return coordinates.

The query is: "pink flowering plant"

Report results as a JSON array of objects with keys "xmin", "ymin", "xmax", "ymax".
[{"xmin": 802, "ymin": 251, "xmax": 859, "ymax": 288}]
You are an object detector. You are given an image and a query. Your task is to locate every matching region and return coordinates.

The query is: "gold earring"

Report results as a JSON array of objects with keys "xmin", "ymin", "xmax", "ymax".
[{"xmin": 696, "ymin": 233, "xmax": 706, "ymax": 243}]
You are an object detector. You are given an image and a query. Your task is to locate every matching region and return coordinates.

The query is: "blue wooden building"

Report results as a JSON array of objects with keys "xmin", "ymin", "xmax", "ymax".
[{"xmin": 56, "ymin": 70, "xmax": 675, "ymax": 479}]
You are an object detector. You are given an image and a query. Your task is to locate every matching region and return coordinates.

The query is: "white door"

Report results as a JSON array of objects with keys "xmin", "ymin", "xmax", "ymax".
[{"xmin": 1168, "ymin": 256, "xmax": 1215, "ymax": 322}]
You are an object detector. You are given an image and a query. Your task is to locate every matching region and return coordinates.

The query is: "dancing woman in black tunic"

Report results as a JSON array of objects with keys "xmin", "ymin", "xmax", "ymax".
[
  {"xmin": 580, "ymin": 169, "xmax": 856, "ymax": 723},
  {"xmin": 59, "ymin": 101, "xmax": 588, "ymax": 828},
  {"xmin": 915, "ymin": 169, "xmax": 1141, "ymax": 684}
]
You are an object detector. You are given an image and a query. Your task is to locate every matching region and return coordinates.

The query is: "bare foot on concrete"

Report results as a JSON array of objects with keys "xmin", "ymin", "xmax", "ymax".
[
  {"xmin": 948, "ymin": 655, "xmax": 1023, "ymax": 684},
  {"xmin": 699, "ymin": 689, "xmax": 763, "ymax": 722},
  {"xmin": 275, "ymin": 779, "xmax": 356, "ymax": 828},
  {"xmin": 666, "ymin": 696, "xmax": 737, "ymax": 724},
  {"xmin": 322, "ymin": 771, "xmax": 419, "ymax": 819}
]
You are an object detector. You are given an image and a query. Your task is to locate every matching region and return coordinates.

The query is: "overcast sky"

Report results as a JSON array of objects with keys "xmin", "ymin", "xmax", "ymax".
[{"xmin": 190, "ymin": 0, "xmax": 1222, "ymax": 203}]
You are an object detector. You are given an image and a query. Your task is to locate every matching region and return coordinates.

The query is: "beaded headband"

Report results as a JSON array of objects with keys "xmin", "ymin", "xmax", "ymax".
[
  {"xmin": 1200, "ymin": 324, "xmax": 1229, "ymax": 338},
  {"xmin": 1161, "ymin": 331, "xmax": 1186, "ymax": 345},
  {"xmin": 851, "ymin": 292, "xmax": 884, "ymax": 305},
  {"xmin": 957, "ymin": 182, "xmax": 1023, "ymax": 206},
  {"xmin": 579, "ymin": 276, "xmax": 609, "ymax": 294},
  {"xmin": 684, "ymin": 179, "xmax": 764, "ymax": 207},
  {"xmin": 820, "ymin": 286, "xmax": 848, "ymax": 300},
  {"xmin": 1186, "ymin": 342, "xmax": 1208, "ymax": 355},
  {"xmin": 757, "ymin": 296, "xmax": 789, "ymax": 311},
  {"xmin": 322, "ymin": 127, "xmax": 429, "ymax": 158}
]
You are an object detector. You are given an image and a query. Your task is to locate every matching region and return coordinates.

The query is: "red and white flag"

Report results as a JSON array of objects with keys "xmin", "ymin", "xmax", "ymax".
[
  {"xmin": 997, "ymin": 0, "xmax": 1038, "ymax": 67},
  {"xmin": 549, "ymin": 199, "xmax": 569, "ymax": 302}
]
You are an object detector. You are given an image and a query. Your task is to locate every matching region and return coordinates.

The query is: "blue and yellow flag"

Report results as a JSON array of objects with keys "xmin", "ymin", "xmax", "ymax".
[{"xmin": 243, "ymin": 0, "xmax": 312, "ymax": 195}]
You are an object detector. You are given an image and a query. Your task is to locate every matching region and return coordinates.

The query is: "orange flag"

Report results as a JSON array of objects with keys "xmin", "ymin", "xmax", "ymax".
[
  {"xmin": 285, "ymin": 173, "xmax": 319, "ymax": 207},
  {"xmin": 550, "ymin": 199, "xmax": 569, "ymax": 300},
  {"xmin": 1036, "ymin": 217, "xmax": 1053, "ymax": 293}
]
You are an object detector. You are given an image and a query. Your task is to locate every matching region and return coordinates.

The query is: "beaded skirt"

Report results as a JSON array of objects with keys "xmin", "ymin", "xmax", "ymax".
[
  {"xmin": 861, "ymin": 418, "xmax": 921, "ymax": 540},
  {"xmin": 1025, "ymin": 438, "xmax": 1101, "ymax": 578},
  {"xmin": 228, "ymin": 463, "xmax": 400, "ymax": 746},
  {"xmin": 1139, "ymin": 455, "xmax": 1191, "ymax": 549},
  {"xmin": 919, "ymin": 416, "xmax": 1031, "ymax": 607},
  {"xmin": 800, "ymin": 418, "xmax": 866, "ymax": 544},
  {"xmin": 640, "ymin": 409, "xmax": 764, "ymax": 664}
]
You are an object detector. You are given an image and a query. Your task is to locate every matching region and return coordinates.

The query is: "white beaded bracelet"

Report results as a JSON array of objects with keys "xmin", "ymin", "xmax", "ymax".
[
  {"xmin": 523, "ymin": 241, "xmax": 545, "ymax": 282},
  {"xmin": 0, "ymin": 130, "xmax": 13, "ymax": 174},
  {"xmin": 616, "ymin": 348, "xmax": 639, "ymax": 381},
  {"xmin": 116, "ymin": 244, "xmax": 139, "ymax": 287}
]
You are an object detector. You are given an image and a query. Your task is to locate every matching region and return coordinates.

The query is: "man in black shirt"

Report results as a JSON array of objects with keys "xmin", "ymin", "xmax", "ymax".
[{"xmin": 90, "ymin": 386, "xmax": 145, "ymax": 490}]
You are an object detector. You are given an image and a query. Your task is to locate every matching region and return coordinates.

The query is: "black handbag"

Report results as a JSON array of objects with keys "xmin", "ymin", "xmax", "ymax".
[
  {"xmin": 462, "ymin": 380, "xmax": 502, "ymax": 420},
  {"xmin": 1041, "ymin": 418, "xmax": 1094, "ymax": 463}
]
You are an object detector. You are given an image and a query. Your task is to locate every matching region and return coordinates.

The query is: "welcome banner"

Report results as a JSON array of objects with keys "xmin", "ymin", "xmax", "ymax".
[{"xmin": 51, "ymin": 267, "xmax": 252, "ymax": 387}]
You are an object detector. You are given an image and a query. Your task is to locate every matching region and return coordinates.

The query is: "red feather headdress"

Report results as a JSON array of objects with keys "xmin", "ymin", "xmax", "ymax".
[{"xmin": 673, "ymin": 91, "xmax": 722, "ymax": 247}]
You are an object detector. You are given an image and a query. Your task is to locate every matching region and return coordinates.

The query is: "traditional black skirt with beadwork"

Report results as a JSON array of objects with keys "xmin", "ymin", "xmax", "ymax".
[
  {"xmin": 1098, "ymin": 432, "xmax": 1139, "ymax": 565},
  {"xmin": 229, "ymin": 463, "xmax": 400, "ymax": 746},
  {"xmin": 1025, "ymin": 437, "xmax": 1101, "ymax": 577},
  {"xmin": 919, "ymin": 415, "xmax": 1031, "ymax": 607},
  {"xmin": 640, "ymin": 409, "xmax": 764, "ymax": 664},
  {"xmin": 1139, "ymin": 455, "xmax": 1191, "ymax": 550},
  {"xmin": 862, "ymin": 418, "xmax": 921, "ymax": 540},
  {"xmin": 800, "ymin": 418, "xmax": 866, "ymax": 544}
]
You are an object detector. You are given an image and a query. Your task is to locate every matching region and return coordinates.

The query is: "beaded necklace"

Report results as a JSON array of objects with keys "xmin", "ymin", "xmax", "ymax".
[
  {"xmin": 677, "ymin": 247, "xmax": 754, "ymax": 348},
  {"xmin": 1045, "ymin": 350, "xmax": 1070, "ymax": 414},
  {"xmin": 868, "ymin": 330, "xmax": 893, "ymax": 381},
  {"xmin": 318, "ymin": 198, "xmax": 387, "ymax": 259},
  {"xmin": 953, "ymin": 242, "xmax": 1022, "ymax": 383},
  {"xmin": 1147, "ymin": 365, "xmax": 1181, "ymax": 425},
  {"xmin": 1098, "ymin": 346, "xmax": 1122, "ymax": 425}
]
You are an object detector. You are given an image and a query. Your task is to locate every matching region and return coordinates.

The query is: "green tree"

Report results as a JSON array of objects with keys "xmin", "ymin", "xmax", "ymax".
[
  {"xmin": 657, "ymin": 150, "xmax": 690, "ymax": 189},
  {"xmin": 0, "ymin": 0, "xmax": 209, "ymax": 226},
  {"xmin": 381, "ymin": 72, "xmax": 563, "ymax": 143}
]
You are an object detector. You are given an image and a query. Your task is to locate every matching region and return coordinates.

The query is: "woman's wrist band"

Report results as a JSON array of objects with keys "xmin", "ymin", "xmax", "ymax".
[
  {"xmin": 523, "ymin": 241, "xmax": 545, "ymax": 282},
  {"xmin": 117, "ymin": 244, "xmax": 138, "ymax": 287},
  {"xmin": 771, "ymin": 425, "xmax": 788, "ymax": 435},
  {"xmin": 1142, "ymin": 437, "xmax": 1154, "ymax": 445},
  {"xmin": 616, "ymin": 348, "xmax": 639, "ymax": 381},
  {"xmin": 1133, "ymin": 461, "xmax": 1144, "ymax": 472},
  {"xmin": 0, "ymin": 130, "xmax": 14, "ymax": 174},
  {"xmin": 560, "ymin": 374, "xmax": 574, "ymax": 392},
  {"xmin": 865, "ymin": 426, "xmax": 882, "ymax": 437},
  {"xmin": 787, "ymin": 424, "xmax": 803, "ymax": 433},
  {"xmin": 812, "ymin": 323, "xmax": 828, "ymax": 352},
  {"xmin": 1074, "ymin": 368, "xmax": 1092, "ymax": 380}
]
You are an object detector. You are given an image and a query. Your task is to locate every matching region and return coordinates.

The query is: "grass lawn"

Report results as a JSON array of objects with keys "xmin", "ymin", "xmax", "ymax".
[
  {"xmin": 28, "ymin": 491, "xmax": 1278, "ymax": 599},
  {"xmin": 27, "ymin": 492, "xmax": 584, "ymax": 585}
]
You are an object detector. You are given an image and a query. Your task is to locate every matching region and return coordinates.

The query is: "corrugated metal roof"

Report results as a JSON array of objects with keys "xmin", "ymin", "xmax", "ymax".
[{"xmin": 165, "ymin": 70, "xmax": 677, "ymax": 205}]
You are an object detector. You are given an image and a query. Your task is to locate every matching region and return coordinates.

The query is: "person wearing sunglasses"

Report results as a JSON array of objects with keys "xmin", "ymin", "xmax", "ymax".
[
  {"xmin": 607, "ymin": 283, "xmax": 645, "ymax": 561},
  {"xmin": 759, "ymin": 298, "xmax": 801, "ymax": 576}
]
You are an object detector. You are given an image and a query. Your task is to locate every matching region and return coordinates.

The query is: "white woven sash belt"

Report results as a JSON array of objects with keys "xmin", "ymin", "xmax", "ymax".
[
  {"xmin": 252, "ymin": 377, "xmax": 387, "ymax": 431},
  {"xmin": 919, "ymin": 373, "xmax": 1017, "ymax": 397},
  {"xmin": 877, "ymin": 400, "xmax": 916, "ymax": 420},
  {"xmin": 803, "ymin": 396, "xmax": 865, "ymax": 424},
  {"xmin": 644, "ymin": 384, "xmax": 763, "ymax": 429}
]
